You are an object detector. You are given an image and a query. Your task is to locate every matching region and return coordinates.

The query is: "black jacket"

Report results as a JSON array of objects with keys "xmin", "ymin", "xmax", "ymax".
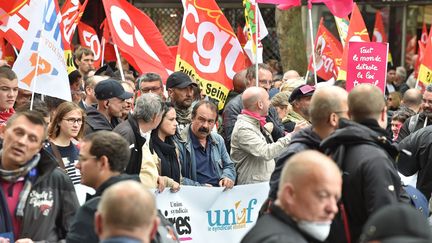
[
  {"xmin": 398, "ymin": 126, "xmax": 432, "ymax": 200},
  {"xmin": 396, "ymin": 112, "xmax": 432, "ymax": 142},
  {"xmin": 241, "ymin": 204, "xmax": 322, "ymax": 243},
  {"xmin": 84, "ymin": 106, "xmax": 121, "ymax": 135},
  {"xmin": 0, "ymin": 147, "xmax": 79, "ymax": 242},
  {"xmin": 321, "ymin": 119, "xmax": 402, "ymax": 243},
  {"xmin": 268, "ymin": 126, "xmax": 321, "ymax": 200},
  {"xmin": 66, "ymin": 174, "xmax": 140, "ymax": 243},
  {"xmin": 222, "ymin": 94, "xmax": 285, "ymax": 153},
  {"xmin": 113, "ymin": 114, "xmax": 146, "ymax": 174}
]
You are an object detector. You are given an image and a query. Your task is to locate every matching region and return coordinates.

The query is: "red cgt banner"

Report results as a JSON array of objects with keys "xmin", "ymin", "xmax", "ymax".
[{"xmin": 176, "ymin": 0, "xmax": 248, "ymax": 109}]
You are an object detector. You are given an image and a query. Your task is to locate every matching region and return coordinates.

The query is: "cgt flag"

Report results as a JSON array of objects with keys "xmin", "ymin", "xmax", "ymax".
[
  {"xmin": 12, "ymin": 0, "xmax": 71, "ymax": 101},
  {"xmin": 102, "ymin": 0, "xmax": 175, "ymax": 81},
  {"xmin": 308, "ymin": 18, "xmax": 343, "ymax": 81},
  {"xmin": 177, "ymin": 0, "xmax": 248, "ymax": 109}
]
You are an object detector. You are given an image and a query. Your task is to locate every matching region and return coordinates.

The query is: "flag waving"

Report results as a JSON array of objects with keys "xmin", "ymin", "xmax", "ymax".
[
  {"xmin": 418, "ymin": 35, "xmax": 432, "ymax": 86},
  {"xmin": 60, "ymin": 0, "xmax": 88, "ymax": 45},
  {"xmin": 78, "ymin": 22, "xmax": 102, "ymax": 68},
  {"xmin": 372, "ymin": 10, "xmax": 393, "ymax": 65},
  {"xmin": 177, "ymin": 0, "xmax": 247, "ymax": 109},
  {"xmin": 102, "ymin": 0, "xmax": 175, "ymax": 80},
  {"xmin": 12, "ymin": 0, "xmax": 71, "ymax": 101},
  {"xmin": 243, "ymin": 0, "xmax": 268, "ymax": 64}
]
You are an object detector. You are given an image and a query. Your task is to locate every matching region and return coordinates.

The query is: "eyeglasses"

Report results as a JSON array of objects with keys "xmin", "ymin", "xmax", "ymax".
[
  {"xmin": 63, "ymin": 118, "xmax": 83, "ymax": 125},
  {"xmin": 259, "ymin": 79, "xmax": 272, "ymax": 85},
  {"xmin": 140, "ymin": 86, "xmax": 162, "ymax": 93}
]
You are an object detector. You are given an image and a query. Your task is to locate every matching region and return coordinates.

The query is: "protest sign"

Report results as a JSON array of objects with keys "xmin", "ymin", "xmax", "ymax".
[
  {"xmin": 155, "ymin": 183, "xmax": 269, "ymax": 243},
  {"xmin": 346, "ymin": 42, "xmax": 388, "ymax": 93}
]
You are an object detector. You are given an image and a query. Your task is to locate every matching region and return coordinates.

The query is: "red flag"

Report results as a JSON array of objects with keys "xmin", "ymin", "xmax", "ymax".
[
  {"xmin": 77, "ymin": 22, "xmax": 102, "ymax": 68},
  {"xmin": 421, "ymin": 22, "xmax": 428, "ymax": 45},
  {"xmin": 102, "ymin": 0, "xmax": 175, "ymax": 79},
  {"xmin": 372, "ymin": 10, "xmax": 387, "ymax": 42},
  {"xmin": 60, "ymin": 0, "xmax": 88, "ymax": 45},
  {"xmin": 337, "ymin": 3, "xmax": 369, "ymax": 80},
  {"xmin": 310, "ymin": 0, "xmax": 353, "ymax": 18},
  {"xmin": 309, "ymin": 18, "xmax": 343, "ymax": 80},
  {"xmin": 0, "ymin": 1, "xmax": 34, "ymax": 50},
  {"xmin": 414, "ymin": 40, "xmax": 425, "ymax": 79},
  {"xmin": 0, "ymin": 0, "xmax": 29, "ymax": 23},
  {"xmin": 176, "ymin": 0, "xmax": 247, "ymax": 109},
  {"xmin": 418, "ymin": 36, "xmax": 432, "ymax": 86}
]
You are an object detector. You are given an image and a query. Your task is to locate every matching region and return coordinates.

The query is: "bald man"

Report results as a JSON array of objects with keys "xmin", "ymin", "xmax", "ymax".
[
  {"xmin": 223, "ymin": 69, "xmax": 247, "ymax": 111},
  {"xmin": 321, "ymin": 84, "xmax": 403, "ymax": 242},
  {"xmin": 401, "ymin": 88, "xmax": 422, "ymax": 113},
  {"xmin": 242, "ymin": 150, "xmax": 342, "ymax": 243},
  {"xmin": 282, "ymin": 70, "xmax": 301, "ymax": 82},
  {"xmin": 230, "ymin": 87, "xmax": 291, "ymax": 185},
  {"xmin": 267, "ymin": 86, "xmax": 348, "ymax": 201},
  {"xmin": 95, "ymin": 181, "xmax": 159, "ymax": 243}
]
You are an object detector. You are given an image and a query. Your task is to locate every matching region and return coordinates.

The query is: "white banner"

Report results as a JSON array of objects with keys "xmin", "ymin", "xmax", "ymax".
[{"xmin": 155, "ymin": 183, "xmax": 269, "ymax": 243}]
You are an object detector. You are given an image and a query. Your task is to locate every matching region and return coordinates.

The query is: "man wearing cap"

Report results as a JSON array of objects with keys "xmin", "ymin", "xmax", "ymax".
[
  {"xmin": 166, "ymin": 71, "xmax": 198, "ymax": 133},
  {"xmin": 231, "ymin": 87, "xmax": 291, "ymax": 185},
  {"xmin": 282, "ymin": 84, "xmax": 315, "ymax": 132},
  {"xmin": 84, "ymin": 79, "xmax": 133, "ymax": 135}
]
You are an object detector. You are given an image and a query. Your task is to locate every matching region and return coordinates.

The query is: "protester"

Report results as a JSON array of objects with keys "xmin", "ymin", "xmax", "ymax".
[
  {"xmin": 69, "ymin": 70, "xmax": 83, "ymax": 105},
  {"xmin": 321, "ymin": 84, "xmax": 403, "ymax": 242},
  {"xmin": 0, "ymin": 111, "xmax": 79, "ymax": 242},
  {"xmin": 231, "ymin": 87, "xmax": 291, "ymax": 185},
  {"xmin": 74, "ymin": 47, "xmax": 95, "ymax": 80},
  {"xmin": 79, "ymin": 75, "xmax": 109, "ymax": 110},
  {"xmin": 223, "ymin": 69, "xmax": 247, "ymax": 111},
  {"xmin": 0, "ymin": 66, "xmax": 18, "ymax": 126},
  {"xmin": 137, "ymin": 72, "xmax": 165, "ymax": 99},
  {"xmin": 223, "ymin": 64, "xmax": 286, "ymax": 152},
  {"xmin": 385, "ymin": 65, "xmax": 397, "ymax": 95},
  {"xmin": 120, "ymin": 81, "xmax": 135, "ymax": 120},
  {"xmin": 241, "ymin": 150, "xmax": 342, "ymax": 243},
  {"xmin": 166, "ymin": 72, "xmax": 198, "ymax": 133},
  {"xmin": 113, "ymin": 93, "xmax": 163, "ymax": 174},
  {"xmin": 271, "ymin": 91, "xmax": 291, "ymax": 123},
  {"xmin": 386, "ymin": 91, "xmax": 401, "ymax": 111},
  {"xmin": 359, "ymin": 203, "xmax": 432, "ymax": 243},
  {"xmin": 84, "ymin": 79, "xmax": 133, "ymax": 134},
  {"xmin": 95, "ymin": 181, "xmax": 159, "ymax": 243},
  {"xmin": 140, "ymin": 102, "xmax": 180, "ymax": 192},
  {"xmin": 390, "ymin": 107, "xmax": 416, "ymax": 141},
  {"xmin": 282, "ymin": 70, "xmax": 301, "ymax": 82},
  {"xmin": 283, "ymin": 84, "xmax": 315, "ymax": 132},
  {"xmin": 401, "ymin": 88, "xmax": 422, "ymax": 113},
  {"xmin": 268, "ymin": 86, "xmax": 348, "ymax": 202},
  {"xmin": 66, "ymin": 131, "xmax": 137, "ymax": 243},
  {"xmin": 397, "ymin": 84, "xmax": 432, "ymax": 142},
  {"xmin": 176, "ymin": 100, "xmax": 236, "ymax": 187},
  {"xmin": 14, "ymin": 89, "xmax": 32, "ymax": 109},
  {"xmin": 394, "ymin": 66, "xmax": 409, "ymax": 95}
]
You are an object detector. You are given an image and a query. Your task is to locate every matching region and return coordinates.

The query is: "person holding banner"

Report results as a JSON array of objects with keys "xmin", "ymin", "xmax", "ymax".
[
  {"xmin": 241, "ymin": 150, "xmax": 342, "ymax": 243},
  {"xmin": 176, "ymin": 100, "xmax": 236, "ymax": 188}
]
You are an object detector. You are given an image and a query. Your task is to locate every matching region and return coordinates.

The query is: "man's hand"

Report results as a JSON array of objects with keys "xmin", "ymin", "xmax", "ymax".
[
  {"xmin": 157, "ymin": 176, "xmax": 166, "ymax": 192},
  {"xmin": 170, "ymin": 181, "xmax": 180, "ymax": 193},
  {"xmin": 219, "ymin": 177, "xmax": 234, "ymax": 189},
  {"xmin": 15, "ymin": 239, "xmax": 33, "ymax": 243}
]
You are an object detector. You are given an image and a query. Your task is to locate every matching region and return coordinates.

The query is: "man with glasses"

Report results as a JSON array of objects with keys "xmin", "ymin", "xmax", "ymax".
[
  {"xmin": 397, "ymin": 84, "xmax": 432, "ymax": 142},
  {"xmin": 67, "ymin": 131, "xmax": 138, "ymax": 243},
  {"xmin": 176, "ymin": 100, "xmax": 236, "ymax": 188},
  {"xmin": 137, "ymin": 72, "xmax": 165, "ymax": 99},
  {"xmin": 84, "ymin": 79, "xmax": 133, "ymax": 135},
  {"xmin": 0, "ymin": 111, "xmax": 79, "ymax": 242},
  {"xmin": 283, "ymin": 84, "xmax": 315, "ymax": 132}
]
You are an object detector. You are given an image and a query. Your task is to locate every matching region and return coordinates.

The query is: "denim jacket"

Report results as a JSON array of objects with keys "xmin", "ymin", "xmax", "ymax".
[{"xmin": 175, "ymin": 125, "xmax": 236, "ymax": 186}]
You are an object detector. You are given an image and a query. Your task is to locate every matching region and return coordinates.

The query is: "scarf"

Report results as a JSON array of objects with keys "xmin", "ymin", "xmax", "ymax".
[
  {"xmin": 175, "ymin": 106, "xmax": 192, "ymax": 126},
  {"xmin": 283, "ymin": 110, "xmax": 309, "ymax": 125},
  {"xmin": 0, "ymin": 108, "xmax": 15, "ymax": 126},
  {"xmin": 150, "ymin": 131, "xmax": 181, "ymax": 183},
  {"xmin": 241, "ymin": 109, "xmax": 267, "ymax": 127},
  {"xmin": 0, "ymin": 152, "xmax": 41, "ymax": 217}
]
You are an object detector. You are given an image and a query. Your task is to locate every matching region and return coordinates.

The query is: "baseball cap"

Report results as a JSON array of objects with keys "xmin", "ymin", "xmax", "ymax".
[
  {"xmin": 359, "ymin": 203, "xmax": 432, "ymax": 243},
  {"xmin": 166, "ymin": 71, "xmax": 197, "ymax": 90},
  {"xmin": 94, "ymin": 79, "xmax": 133, "ymax": 100},
  {"xmin": 288, "ymin": 84, "xmax": 315, "ymax": 104}
]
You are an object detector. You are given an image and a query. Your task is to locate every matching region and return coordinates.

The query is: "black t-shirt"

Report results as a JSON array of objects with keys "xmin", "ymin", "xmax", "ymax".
[{"xmin": 46, "ymin": 141, "xmax": 80, "ymax": 185}]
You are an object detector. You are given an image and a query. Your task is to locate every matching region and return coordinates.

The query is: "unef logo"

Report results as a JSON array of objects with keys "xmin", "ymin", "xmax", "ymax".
[{"xmin": 206, "ymin": 199, "xmax": 257, "ymax": 232}]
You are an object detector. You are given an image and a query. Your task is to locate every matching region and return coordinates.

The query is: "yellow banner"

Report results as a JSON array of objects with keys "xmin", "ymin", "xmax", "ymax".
[
  {"xmin": 418, "ymin": 64, "xmax": 432, "ymax": 85},
  {"xmin": 177, "ymin": 56, "xmax": 229, "ymax": 110},
  {"xmin": 65, "ymin": 49, "xmax": 76, "ymax": 74}
]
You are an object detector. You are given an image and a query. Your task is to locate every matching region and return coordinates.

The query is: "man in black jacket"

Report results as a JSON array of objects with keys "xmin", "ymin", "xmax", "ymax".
[
  {"xmin": 268, "ymin": 86, "xmax": 348, "ymax": 201},
  {"xmin": 321, "ymin": 84, "xmax": 403, "ymax": 243},
  {"xmin": 241, "ymin": 150, "xmax": 342, "ymax": 243},
  {"xmin": 113, "ymin": 93, "xmax": 163, "ymax": 174}
]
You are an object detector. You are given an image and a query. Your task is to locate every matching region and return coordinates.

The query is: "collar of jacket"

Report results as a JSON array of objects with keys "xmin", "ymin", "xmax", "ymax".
[{"xmin": 179, "ymin": 124, "xmax": 218, "ymax": 148}]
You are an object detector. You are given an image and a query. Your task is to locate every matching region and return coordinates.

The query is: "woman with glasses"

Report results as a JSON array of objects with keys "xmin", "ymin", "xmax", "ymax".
[
  {"xmin": 46, "ymin": 102, "xmax": 91, "ymax": 203},
  {"xmin": 141, "ymin": 102, "xmax": 181, "ymax": 192}
]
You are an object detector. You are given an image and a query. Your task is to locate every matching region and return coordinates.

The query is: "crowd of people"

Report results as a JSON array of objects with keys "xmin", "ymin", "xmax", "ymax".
[{"xmin": 0, "ymin": 46, "xmax": 432, "ymax": 243}]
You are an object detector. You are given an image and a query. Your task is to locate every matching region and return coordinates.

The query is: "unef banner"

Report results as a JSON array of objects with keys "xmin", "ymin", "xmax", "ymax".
[
  {"xmin": 177, "ymin": 0, "xmax": 247, "ymax": 109},
  {"xmin": 346, "ymin": 42, "xmax": 388, "ymax": 93},
  {"xmin": 309, "ymin": 18, "xmax": 343, "ymax": 81},
  {"xmin": 12, "ymin": 0, "xmax": 71, "ymax": 101},
  {"xmin": 156, "ymin": 183, "xmax": 269, "ymax": 243}
]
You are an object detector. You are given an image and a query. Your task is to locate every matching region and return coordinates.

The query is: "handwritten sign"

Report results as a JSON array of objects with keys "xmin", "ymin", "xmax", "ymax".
[{"xmin": 346, "ymin": 42, "xmax": 388, "ymax": 93}]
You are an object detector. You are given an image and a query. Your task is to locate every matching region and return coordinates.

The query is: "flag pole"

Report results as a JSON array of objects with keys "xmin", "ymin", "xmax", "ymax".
[
  {"xmin": 101, "ymin": 37, "xmax": 106, "ymax": 67},
  {"xmin": 12, "ymin": 46, "xmax": 19, "ymax": 57},
  {"xmin": 113, "ymin": 43, "xmax": 125, "ymax": 81},
  {"xmin": 29, "ymin": 53, "xmax": 41, "ymax": 111},
  {"xmin": 255, "ymin": 1, "xmax": 259, "ymax": 87},
  {"xmin": 308, "ymin": 1, "xmax": 318, "ymax": 85}
]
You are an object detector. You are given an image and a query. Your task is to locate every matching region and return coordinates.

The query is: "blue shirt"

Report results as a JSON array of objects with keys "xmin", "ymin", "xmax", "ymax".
[{"xmin": 190, "ymin": 130, "xmax": 220, "ymax": 186}]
